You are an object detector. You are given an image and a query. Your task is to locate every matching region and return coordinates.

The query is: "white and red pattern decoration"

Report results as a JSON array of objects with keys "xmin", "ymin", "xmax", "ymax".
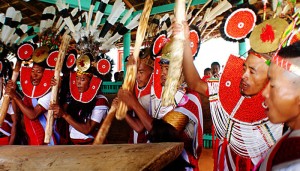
[
  {"xmin": 69, "ymin": 71, "xmax": 102, "ymax": 103},
  {"xmin": 96, "ymin": 58, "xmax": 111, "ymax": 75},
  {"xmin": 66, "ymin": 53, "xmax": 76, "ymax": 69},
  {"xmin": 151, "ymin": 31, "xmax": 168, "ymax": 58},
  {"xmin": 189, "ymin": 25, "xmax": 201, "ymax": 59},
  {"xmin": 17, "ymin": 43, "xmax": 35, "ymax": 61},
  {"xmin": 20, "ymin": 66, "xmax": 54, "ymax": 98},
  {"xmin": 46, "ymin": 49, "xmax": 59, "ymax": 68},
  {"xmin": 221, "ymin": 7, "xmax": 257, "ymax": 42}
]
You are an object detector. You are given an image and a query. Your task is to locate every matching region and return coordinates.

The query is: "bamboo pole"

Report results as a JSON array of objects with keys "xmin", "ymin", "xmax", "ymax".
[
  {"xmin": 115, "ymin": 0, "xmax": 153, "ymax": 120},
  {"xmin": 44, "ymin": 34, "xmax": 71, "ymax": 144},
  {"xmin": 93, "ymin": 105, "xmax": 116, "ymax": 145},
  {"xmin": 0, "ymin": 61, "xmax": 22, "ymax": 126},
  {"xmin": 161, "ymin": 0, "xmax": 186, "ymax": 107}
]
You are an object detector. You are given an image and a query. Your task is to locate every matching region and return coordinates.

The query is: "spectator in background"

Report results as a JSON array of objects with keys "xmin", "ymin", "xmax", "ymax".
[
  {"xmin": 211, "ymin": 61, "xmax": 220, "ymax": 78},
  {"xmin": 114, "ymin": 72, "xmax": 120, "ymax": 82},
  {"xmin": 202, "ymin": 68, "xmax": 212, "ymax": 82},
  {"xmin": 102, "ymin": 72, "xmax": 112, "ymax": 81},
  {"xmin": 118, "ymin": 71, "xmax": 124, "ymax": 81}
]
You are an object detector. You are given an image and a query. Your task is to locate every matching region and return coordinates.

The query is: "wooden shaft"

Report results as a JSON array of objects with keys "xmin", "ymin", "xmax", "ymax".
[
  {"xmin": 44, "ymin": 34, "xmax": 71, "ymax": 144},
  {"xmin": 161, "ymin": 0, "xmax": 186, "ymax": 107},
  {"xmin": 115, "ymin": 0, "xmax": 154, "ymax": 120},
  {"xmin": 0, "ymin": 77, "xmax": 3, "ymax": 101},
  {"xmin": 93, "ymin": 106, "xmax": 116, "ymax": 145},
  {"xmin": 0, "ymin": 61, "xmax": 22, "ymax": 126}
]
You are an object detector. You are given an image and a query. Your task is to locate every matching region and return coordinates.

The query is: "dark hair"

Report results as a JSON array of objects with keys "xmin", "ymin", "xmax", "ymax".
[
  {"xmin": 211, "ymin": 62, "xmax": 220, "ymax": 68},
  {"xmin": 278, "ymin": 41, "xmax": 300, "ymax": 58},
  {"xmin": 67, "ymin": 98, "xmax": 97, "ymax": 123},
  {"xmin": 204, "ymin": 68, "xmax": 211, "ymax": 73},
  {"xmin": 114, "ymin": 72, "xmax": 119, "ymax": 81}
]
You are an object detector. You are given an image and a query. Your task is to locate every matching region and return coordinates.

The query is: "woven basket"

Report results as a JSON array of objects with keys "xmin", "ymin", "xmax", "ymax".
[{"xmin": 162, "ymin": 111, "xmax": 189, "ymax": 131}]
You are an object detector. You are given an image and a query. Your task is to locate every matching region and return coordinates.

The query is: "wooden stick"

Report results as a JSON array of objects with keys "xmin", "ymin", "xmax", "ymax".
[
  {"xmin": 0, "ymin": 61, "xmax": 22, "ymax": 126},
  {"xmin": 186, "ymin": 0, "xmax": 193, "ymax": 15},
  {"xmin": 161, "ymin": 0, "xmax": 186, "ymax": 107},
  {"xmin": 115, "ymin": 0, "xmax": 153, "ymax": 120},
  {"xmin": 44, "ymin": 34, "xmax": 71, "ymax": 144},
  {"xmin": 93, "ymin": 105, "xmax": 116, "ymax": 145},
  {"xmin": 0, "ymin": 77, "xmax": 3, "ymax": 100},
  {"xmin": 189, "ymin": 0, "xmax": 212, "ymax": 26}
]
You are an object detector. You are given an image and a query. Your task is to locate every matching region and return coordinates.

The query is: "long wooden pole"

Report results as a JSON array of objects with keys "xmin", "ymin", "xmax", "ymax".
[
  {"xmin": 161, "ymin": 0, "xmax": 186, "ymax": 107},
  {"xmin": 115, "ymin": 0, "xmax": 153, "ymax": 120},
  {"xmin": 93, "ymin": 105, "xmax": 116, "ymax": 145},
  {"xmin": 0, "ymin": 61, "xmax": 22, "ymax": 126},
  {"xmin": 44, "ymin": 34, "xmax": 71, "ymax": 144}
]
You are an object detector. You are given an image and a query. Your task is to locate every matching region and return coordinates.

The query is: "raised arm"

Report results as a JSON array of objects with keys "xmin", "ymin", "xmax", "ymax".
[{"xmin": 173, "ymin": 21, "xmax": 208, "ymax": 96}]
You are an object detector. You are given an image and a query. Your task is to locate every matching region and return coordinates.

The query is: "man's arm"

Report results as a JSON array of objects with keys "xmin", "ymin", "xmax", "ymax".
[
  {"xmin": 173, "ymin": 22, "xmax": 209, "ymax": 96},
  {"xmin": 118, "ymin": 89, "xmax": 153, "ymax": 131},
  {"xmin": 9, "ymin": 113, "xmax": 17, "ymax": 145},
  {"xmin": 125, "ymin": 112, "xmax": 146, "ymax": 133}
]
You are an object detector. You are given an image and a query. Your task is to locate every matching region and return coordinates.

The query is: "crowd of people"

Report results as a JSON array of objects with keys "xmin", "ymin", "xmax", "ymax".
[{"xmin": 0, "ymin": 3, "xmax": 300, "ymax": 171}]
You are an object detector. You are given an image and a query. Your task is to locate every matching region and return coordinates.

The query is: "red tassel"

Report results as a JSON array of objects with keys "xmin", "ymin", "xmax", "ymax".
[
  {"xmin": 213, "ymin": 138, "xmax": 219, "ymax": 171},
  {"xmin": 219, "ymin": 138, "xmax": 228, "ymax": 171},
  {"xmin": 260, "ymin": 24, "xmax": 275, "ymax": 43},
  {"xmin": 235, "ymin": 155, "xmax": 240, "ymax": 171},
  {"xmin": 246, "ymin": 158, "xmax": 251, "ymax": 171}
]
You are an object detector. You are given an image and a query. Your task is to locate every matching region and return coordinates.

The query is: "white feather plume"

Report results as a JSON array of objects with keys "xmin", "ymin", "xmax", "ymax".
[
  {"xmin": 40, "ymin": 6, "xmax": 56, "ymax": 33},
  {"xmin": 125, "ymin": 13, "xmax": 141, "ymax": 30},
  {"xmin": 120, "ymin": 8, "xmax": 134, "ymax": 24},
  {"xmin": 2, "ymin": 8, "xmax": 22, "ymax": 45},
  {"xmin": 9, "ymin": 24, "xmax": 28, "ymax": 45},
  {"xmin": 205, "ymin": 0, "xmax": 232, "ymax": 23},
  {"xmin": 107, "ymin": 0, "xmax": 126, "ymax": 24}
]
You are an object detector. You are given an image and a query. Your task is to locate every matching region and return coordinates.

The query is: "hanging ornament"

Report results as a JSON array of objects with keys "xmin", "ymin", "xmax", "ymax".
[
  {"xmin": 151, "ymin": 31, "xmax": 168, "ymax": 58},
  {"xmin": 221, "ymin": 6, "xmax": 257, "ymax": 42},
  {"xmin": 250, "ymin": 18, "xmax": 288, "ymax": 53},
  {"xmin": 189, "ymin": 25, "xmax": 201, "ymax": 59},
  {"xmin": 96, "ymin": 58, "xmax": 111, "ymax": 75},
  {"xmin": 46, "ymin": 49, "xmax": 59, "ymax": 68},
  {"xmin": 16, "ymin": 42, "xmax": 35, "ymax": 61},
  {"xmin": 66, "ymin": 52, "xmax": 77, "ymax": 69}
]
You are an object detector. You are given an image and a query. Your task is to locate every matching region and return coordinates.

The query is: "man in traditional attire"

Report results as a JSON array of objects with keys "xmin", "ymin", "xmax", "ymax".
[
  {"xmin": 50, "ymin": 54, "xmax": 109, "ymax": 145},
  {"xmin": 259, "ymin": 41, "xmax": 300, "ymax": 170},
  {"xmin": 0, "ymin": 101, "xmax": 17, "ymax": 145},
  {"xmin": 5, "ymin": 58, "xmax": 59, "ymax": 145},
  {"xmin": 118, "ymin": 43, "xmax": 203, "ymax": 171},
  {"xmin": 125, "ymin": 48, "xmax": 154, "ymax": 144},
  {"xmin": 175, "ymin": 18, "xmax": 284, "ymax": 170}
]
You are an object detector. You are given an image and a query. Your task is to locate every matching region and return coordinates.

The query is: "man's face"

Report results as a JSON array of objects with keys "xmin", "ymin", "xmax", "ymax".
[
  {"xmin": 262, "ymin": 62, "xmax": 300, "ymax": 126},
  {"xmin": 240, "ymin": 54, "xmax": 269, "ymax": 96},
  {"xmin": 136, "ymin": 62, "xmax": 153, "ymax": 88},
  {"xmin": 211, "ymin": 65, "xmax": 220, "ymax": 76},
  {"xmin": 30, "ymin": 64, "xmax": 45, "ymax": 86},
  {"xmin": 76, "ymin": 73, "xmax": 91, "ymax": 93},
  {"xmin": 160, "ymin": 64, "xmax": 169, "ymax": 86}
]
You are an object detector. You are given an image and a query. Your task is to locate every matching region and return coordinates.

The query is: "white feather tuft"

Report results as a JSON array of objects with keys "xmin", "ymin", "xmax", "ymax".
[
  {"xmin": 120, "ymin": 8, "xmax": 134, "ymax": 24},
  {"xmin": 126, "ymin": 14, "xmax": 141, "ymax": 30},
  {"xmin": 9, "ymin": 24, "xmax": 28, "ymax": 45},
  {"xmin": 40, "ymin": 6, "xmax": 56, "ymax": 33},
  {"xmin": 107, "ymin": 0, "xmax": 126, "ymax": 24},
  {"xmin": 2, "ymin": 8, "xmax": 22, "ymax": 45},
  {"xmin": 205, "ymin": 0, "xmax": 232, "ymax": 22}
]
